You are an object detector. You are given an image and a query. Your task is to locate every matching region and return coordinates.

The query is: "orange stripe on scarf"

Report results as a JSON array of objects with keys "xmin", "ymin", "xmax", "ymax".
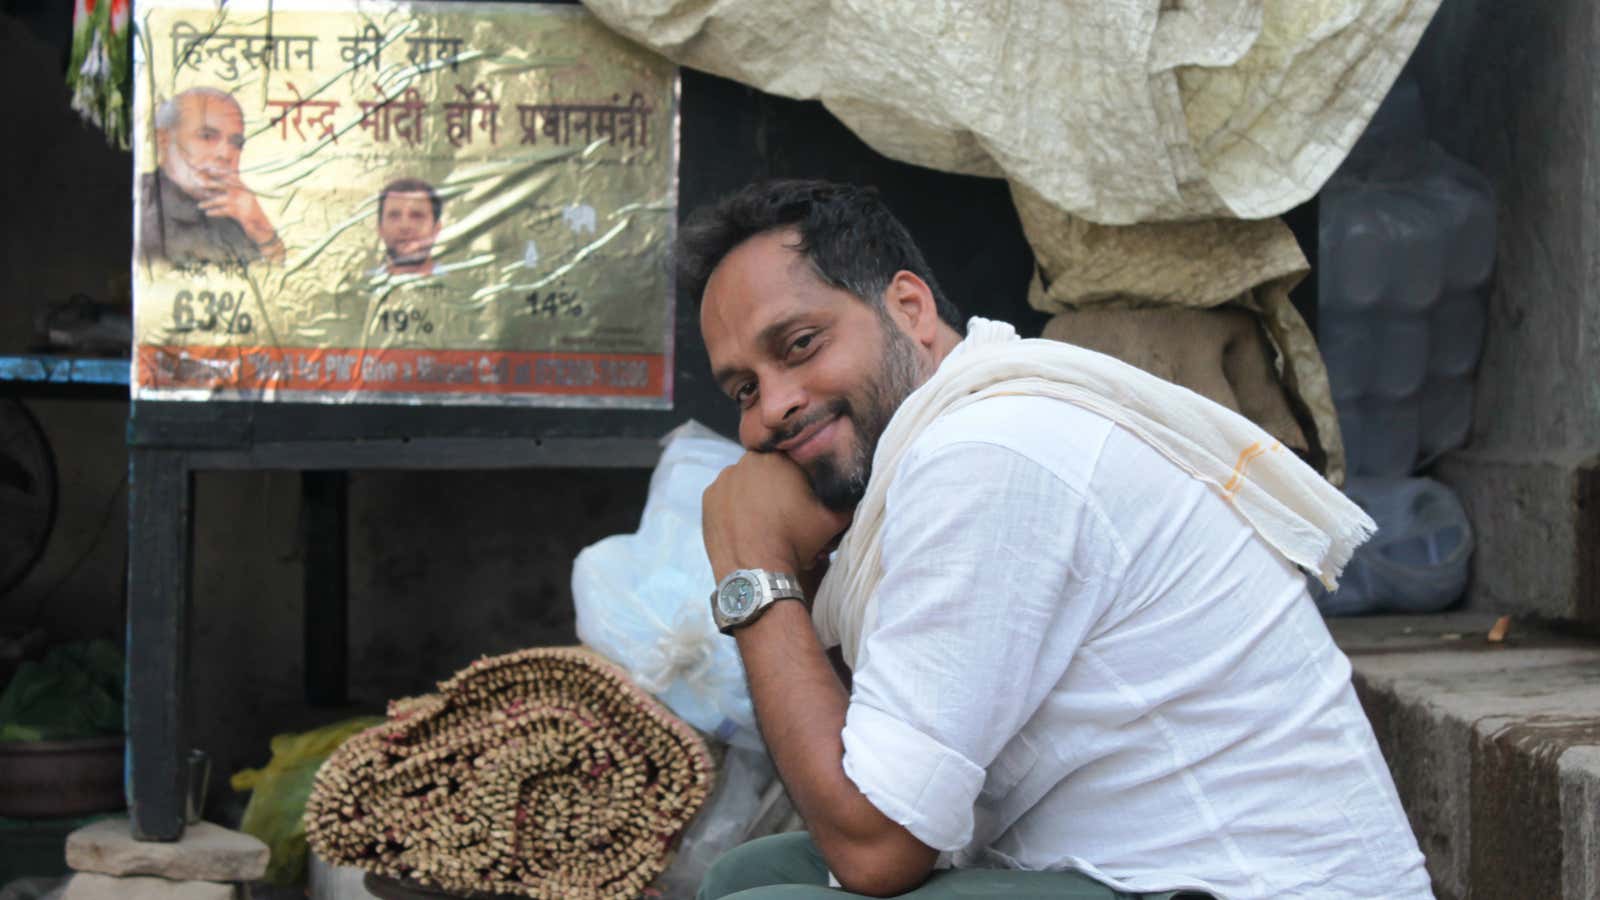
[{"xmin": 1224, "ymin": 441, "xmax": 1281, "ymax": 497}]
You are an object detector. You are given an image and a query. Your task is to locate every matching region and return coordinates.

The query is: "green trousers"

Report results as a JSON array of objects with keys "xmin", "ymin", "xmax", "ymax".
[{"xmin": 697, "ymin": 833, "xmax": 1210, "ymax": 900}]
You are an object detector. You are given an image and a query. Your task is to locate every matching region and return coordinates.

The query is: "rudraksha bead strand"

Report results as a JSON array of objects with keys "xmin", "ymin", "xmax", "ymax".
[{"xmin": 305, "ymin": 647, "xmax": 713, "ymax": 899}]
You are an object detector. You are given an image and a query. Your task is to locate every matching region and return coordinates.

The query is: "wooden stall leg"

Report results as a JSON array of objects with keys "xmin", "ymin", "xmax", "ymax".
[
  {"xmin": 303, "ymin": 471, "xmax": 348, "ymax": 706},
  {"xmin": 125, "ymin": 448, "xmax": 193, "ymax": 841}
]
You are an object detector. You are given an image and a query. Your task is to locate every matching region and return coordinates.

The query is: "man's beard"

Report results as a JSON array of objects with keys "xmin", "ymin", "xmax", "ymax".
[
  {"xmin": 162, "ymin": 140, "xmax": 222, "ymax": 201},
  {"xmin": 766, "ymin": 315, "xmax": 924, "ymax": 512}
]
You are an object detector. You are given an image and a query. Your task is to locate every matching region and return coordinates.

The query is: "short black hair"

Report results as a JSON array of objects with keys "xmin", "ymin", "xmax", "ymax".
[
  {"xmin": 378, "ymin": 178, "xmax": 441, "ymax": 222},
  {"xmin": 677, "ymin": 179, "xmax": 963, "ymax": 332}
]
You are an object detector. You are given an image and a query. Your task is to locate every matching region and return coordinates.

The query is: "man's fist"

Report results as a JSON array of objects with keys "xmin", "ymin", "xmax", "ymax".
[{"xmin": 702, "ymin": 452, "xmax": 852, "ymax": 584}]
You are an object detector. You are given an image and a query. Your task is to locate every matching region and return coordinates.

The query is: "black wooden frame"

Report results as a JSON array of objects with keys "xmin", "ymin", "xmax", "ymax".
[{"xmin": 124, "ymin": 402, "xmax": 666, "ymax": 839}]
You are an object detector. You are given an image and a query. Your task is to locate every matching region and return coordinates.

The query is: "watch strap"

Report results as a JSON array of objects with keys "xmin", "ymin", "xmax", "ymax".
[{"xmin": 762, "ymin": 571, "xmax": 804, "ymax": 600}]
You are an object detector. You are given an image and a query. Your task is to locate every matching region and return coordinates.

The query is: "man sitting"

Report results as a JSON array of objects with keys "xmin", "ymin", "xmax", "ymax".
[{"xmin": 688, "ymin": 179, "xmax": 1433, "ymax": 900}]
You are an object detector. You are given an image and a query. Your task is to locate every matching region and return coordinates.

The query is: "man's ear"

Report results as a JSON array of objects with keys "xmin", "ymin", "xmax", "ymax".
[{"xmin": 883, "ymin": 270, "xmax": 940, "ymax": 346}]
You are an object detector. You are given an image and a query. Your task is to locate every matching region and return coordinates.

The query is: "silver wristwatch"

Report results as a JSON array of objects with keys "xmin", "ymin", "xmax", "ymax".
[{"xmin": 710, "ymin": 569, "xmax": 805, "ymax": 634}]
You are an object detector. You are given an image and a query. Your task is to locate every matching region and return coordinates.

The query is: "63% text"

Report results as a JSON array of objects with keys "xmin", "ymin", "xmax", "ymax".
[{"xmin": 171, "ymin": 289, "xmax": 253, "ymax": 335}]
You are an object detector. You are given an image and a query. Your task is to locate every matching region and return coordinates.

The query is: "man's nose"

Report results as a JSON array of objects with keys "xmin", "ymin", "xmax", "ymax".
[{"xmin": 758, "ymin": 374, "xmax": 806, "ymax": 434}]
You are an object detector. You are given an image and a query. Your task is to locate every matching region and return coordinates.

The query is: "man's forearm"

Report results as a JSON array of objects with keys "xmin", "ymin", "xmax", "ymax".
[
  {"xmin": 700, "ymin": 450, "xmax": 934, "ymax": 893},
  {"xmin": 734, "ymin": 600, "xmax": 850, "ymax": 826},
  {"xmin": 734, "ymin": 600, "xmax": 935, "ymax": 895}
]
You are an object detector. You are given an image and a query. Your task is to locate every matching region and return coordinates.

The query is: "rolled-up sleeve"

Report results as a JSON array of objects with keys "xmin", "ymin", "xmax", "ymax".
[
  {"xmin": 839, "ymin": 435, "xmax": 1123, "ymax": 852},
  {"xmin": 841, "ymin": 701, "xmax": 988, "ymax": 850}
]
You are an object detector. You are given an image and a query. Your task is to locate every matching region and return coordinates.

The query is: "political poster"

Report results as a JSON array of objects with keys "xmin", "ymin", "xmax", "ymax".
[{"xmin": 131, "ymin": 0, "xmax": 678, "ymax": 407}]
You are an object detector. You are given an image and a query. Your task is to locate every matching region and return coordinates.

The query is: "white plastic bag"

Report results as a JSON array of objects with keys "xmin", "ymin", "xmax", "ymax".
[
  {"xmin": 573, "ymin": 421, "xmax": 762, "ymax": 750},
  {"xmin": 1313, "ymin": 476, "xmax": 1472, "ymax": 616}
]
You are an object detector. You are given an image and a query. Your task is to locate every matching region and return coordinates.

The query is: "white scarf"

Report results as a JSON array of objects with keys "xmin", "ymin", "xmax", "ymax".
[{"xmin": 811, "ymin": 317, "xmax": 1374, "ymax": 669}]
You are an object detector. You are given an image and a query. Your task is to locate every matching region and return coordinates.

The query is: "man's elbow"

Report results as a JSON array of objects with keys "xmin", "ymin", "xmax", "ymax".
[
  {"xmin": 832, "ymin": 857, "xmax": 930, "ymax": 897},
  {"xmin": 827, "ymin": 834, "xmax": 938, "ymax": 897}
]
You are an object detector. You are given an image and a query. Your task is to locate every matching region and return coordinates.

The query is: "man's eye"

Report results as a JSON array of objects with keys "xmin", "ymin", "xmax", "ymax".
[
  {"xmin": 788, "ymin": 333, "xmax": 815, "ymax": 356},
  {"xmin": 734, "ymin": 382, "xmax": 756, "ymax": 406}
]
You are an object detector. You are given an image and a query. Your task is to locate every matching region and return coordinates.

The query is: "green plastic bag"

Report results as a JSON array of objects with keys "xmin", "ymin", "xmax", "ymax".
[
  {"xmin": 230, "ymin": 717, "xmax": 383, "ymax": 885},
  {"xmin": 0, "ymin": 640, "xmax": 124, "ymax": 742}
]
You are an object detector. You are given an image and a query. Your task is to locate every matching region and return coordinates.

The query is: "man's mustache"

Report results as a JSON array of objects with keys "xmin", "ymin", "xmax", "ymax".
[{"xmin": 757, "ymin": 399, "xmax": 849, "ymax": 454}]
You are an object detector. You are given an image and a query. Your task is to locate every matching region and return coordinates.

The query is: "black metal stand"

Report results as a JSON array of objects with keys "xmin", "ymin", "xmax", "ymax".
[{"xmin": 121, "ymin": 399, "xmax": 673, "ymax": 841}]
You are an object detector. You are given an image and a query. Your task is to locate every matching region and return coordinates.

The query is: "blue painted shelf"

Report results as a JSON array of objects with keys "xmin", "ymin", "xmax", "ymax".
[{"xmin": 0, "ymin": 355, "xmax": 130, "ymax": 394}]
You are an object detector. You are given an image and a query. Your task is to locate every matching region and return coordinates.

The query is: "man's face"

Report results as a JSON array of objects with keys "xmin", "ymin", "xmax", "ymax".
[
  {"xmin": 159, "ymin": 94, "xmax": 245, "ymax": 198},
  {"xmin": 701, "ymin": 229, "xmax": 925, "ymax": 511},
  {"xmin": 378, "ymin": 192, "xmax": 441, "ymax": 267}
]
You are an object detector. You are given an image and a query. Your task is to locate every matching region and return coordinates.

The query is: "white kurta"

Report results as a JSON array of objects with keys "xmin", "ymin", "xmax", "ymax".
[{"xmin": 838, "ymin": 392, "xmax": 1433, "ymax": 899}]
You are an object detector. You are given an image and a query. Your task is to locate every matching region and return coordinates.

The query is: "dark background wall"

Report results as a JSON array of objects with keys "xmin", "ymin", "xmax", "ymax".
[{"xmin": 0, "ymin": 6, "xmax": 1037, "ymax": 811}]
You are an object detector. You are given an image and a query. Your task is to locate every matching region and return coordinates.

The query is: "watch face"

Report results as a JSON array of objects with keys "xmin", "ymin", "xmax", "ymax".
[{"xmin": 718, "ymin": 576, "xmax": 758, "ymax": 619}]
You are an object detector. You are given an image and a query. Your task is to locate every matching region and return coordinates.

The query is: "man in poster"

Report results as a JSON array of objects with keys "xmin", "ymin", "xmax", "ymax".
[
  {"xmin": 140, "ymin": 86, "xmax": 284, "ymax": 267},
  {"xmin": 376, "ymin": 178, "xmax": 444, "ymax": 276}
]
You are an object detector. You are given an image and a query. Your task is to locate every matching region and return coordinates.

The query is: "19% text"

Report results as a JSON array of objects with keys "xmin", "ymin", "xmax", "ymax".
[{"xmin": 378, "ymin": 308, "xmax": 435, "ymax": 334}]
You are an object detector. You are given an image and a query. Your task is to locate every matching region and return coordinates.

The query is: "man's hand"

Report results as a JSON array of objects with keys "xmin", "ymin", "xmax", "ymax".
[
  {"xmin": 196, "ymin": 171, "xmax": 284, "ymax": 261},
  {"xmin": 702, "ymin": 452, "xmax": 850, "ymax": 583}
]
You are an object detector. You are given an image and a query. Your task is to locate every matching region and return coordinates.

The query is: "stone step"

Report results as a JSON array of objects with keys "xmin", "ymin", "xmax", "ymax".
[
  {"xmin": 65, "ymin": 817, "xmax": 267, "ymax": 883},
  {"xmin": 1331, "ymin": 613, "xmax": 1600, "ymax": 900},
  {"xmin": 61, "ymin": 873, "xmax": 239, "ymax": 900}
]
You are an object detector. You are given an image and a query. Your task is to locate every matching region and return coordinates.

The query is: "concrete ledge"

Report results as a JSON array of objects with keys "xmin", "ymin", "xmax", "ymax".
[
  {"xmin": 1435, "ymin": 450, "xmax": 1599, "ymax": 628},
  {"xmin": 1331, "ymin": 613, "xmax": 1600, "ymax": 900}
]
